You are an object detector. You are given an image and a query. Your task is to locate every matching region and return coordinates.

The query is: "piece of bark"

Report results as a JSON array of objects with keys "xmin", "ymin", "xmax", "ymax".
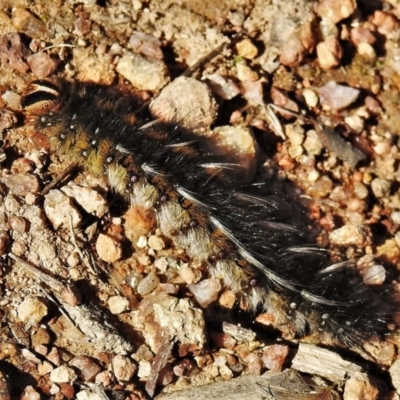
[{"xmin": 291, "ymin": 343, "xmax": 362, "ymax": 382}]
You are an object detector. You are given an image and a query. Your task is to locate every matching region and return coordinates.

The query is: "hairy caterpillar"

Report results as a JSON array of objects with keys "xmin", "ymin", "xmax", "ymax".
[{"xmin": 21, "ymin": 78, "xmax": 393, "ymax": 354}]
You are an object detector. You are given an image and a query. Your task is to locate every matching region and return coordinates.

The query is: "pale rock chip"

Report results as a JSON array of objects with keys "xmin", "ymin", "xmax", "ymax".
[
  {"xmin": 49, "ymin": 365, "xmax": 77, "ymax": 384},
  {"xmin": 44, "ymin": 189, "xmax": 82, "ymax": 229},
  {"xmin": 150, "ymin": 76, "xmax": 217, "ymax": 133},
  {"xmin": 112, "ymin": 355, "xmax": 137, "ymax": 382},
  {"xmin": 329, "ymin": 224, "xmax": 364, "ymax": 247},
  {"xmin": 116, "ymin": 51, "xmax": 170, "ymax": 91},
  {"xmin": 188, "ymin": 278, "xmax": 221, "ymax": 307},
  {"xmin": 17, "ymin": 297, "xmax": 48, "ymax": 326},
  {"xmin": 61, "ymin": 184, "xmax": 108, "ymax": 218},
  {"xmin": 108, "ymin": 295, "xmax": 129, "ymax": 314},
  {"xmin": 316, "ymin": 80, "xmax": 360, "ymax": 111},
  {"xmin": 95, "ymin": 233, "xmax": 122, "ymax": 263}
]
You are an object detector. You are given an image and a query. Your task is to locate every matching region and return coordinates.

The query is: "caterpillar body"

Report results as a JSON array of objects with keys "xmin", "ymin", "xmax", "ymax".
[{"xmin": 21, "ymin": 78, "xmax": 393, "ymax": 354}]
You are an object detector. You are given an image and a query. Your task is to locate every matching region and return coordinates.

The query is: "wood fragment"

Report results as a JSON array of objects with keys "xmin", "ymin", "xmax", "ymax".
[{"xmin": 291, "ymin": 343, "xmax": 362, "ymax": 382}]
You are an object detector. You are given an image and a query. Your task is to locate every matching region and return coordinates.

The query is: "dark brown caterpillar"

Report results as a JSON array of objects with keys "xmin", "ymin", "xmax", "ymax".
[{"xmin": 21, "ymin": 78, "xmax": 394, "ymax": 353}]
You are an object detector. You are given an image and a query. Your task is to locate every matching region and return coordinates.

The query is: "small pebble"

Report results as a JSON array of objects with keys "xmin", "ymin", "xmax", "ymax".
[
  {"xmin": 262, "ymin": 345, "xmax": 289, "ymax": 372},
  {"xmin": 49, "ymin": 365, "xmax": 77, "ymax": 384},
  {"xmin": 44, "ymin": 189, "xmax": 82, "ymax": 229},
  {"xmin": 112, "ymin": 355, "xmax": 137, "ymax": 382},
  {"xmin": 137, "ymin": 273, "xmax": 160, "ymax": 295},
  {"xmin": 316, "ymin": 0, "xmax": 356, "ymax": 23},
  {"xmin": 137, "ymin": 360, "xmax": 151, "ymax": 379},
  {"xmin": 236, "ymin": 39, "xmax": 258, "ymax": 59},
  {"xmin": 391, "ymin": 212, "xmax": 400, "ymax": 225},
  {"xmin": 236, "ymin": 62, "xmax": 259, "ymax": 82},
  {"xmin": 38, "ymin": 361, "xmax": 53, "ymax": 376},
  {"xmin": 329, "ymin": 224, "xmax": 364, "ymax": 246},
  {"xmin": 148, "ymin": 235, "xmax": 165, "ymax": 251},
  {"xmin": 370, "ymin": 178, "xmax": 391, "ymax": 198},
  {"xmin": 108, "ymin": 295, "xmax": 129, "ymax": 314},
  {"xmin": 18, "ymin": 297, "xmax": 48, "ymax": 326},
  {"xmin": 206, "ymin": 74, "xmax": 241, "ymax": 100},
  {"xmin": 128, "ymin": 31, "xmax": 163, "ymax": 60},
  {"xmin": 303, "ymin": 88, "xmax": 319, "ymax": 108},
  {"xmin": 1, "ymin": 173, "xmax": 40, "ymax": 197},
  {"xmin": 95, "ymin": 371, "xmax": 113, "ymax": 387},
  {"xmin": 95, "ymin": 234, "xmax": 122, "ymax": 263},
  {"xmin": 345, "ymin": 115, "xmax": 364, "ymax": 133},
  {"xmin": 363, "ymin": 264, "xmax": 386, "ymax": 285},
  {"xmin": 316, "ymin": 81, "xmax": 360, "ymax": 110},
  {"xmin": 116, "ymin": 52, "xmax": 169, "ymax": 91},
  {"xmin": 357, "ymin": 42, "xmax": 376, "ymax": 60},
  {"xmin": 188, "ymin": 278, "xmax": 221, "ymax": 307},
  {"xmin": 20, "ymin": 386, "xmax": 41, "ymax": 400},
  {"xmin": 69, "ymin": 356, "xmax": 101, "ymax": 382},
  {"xmin": 316, "ymin": 38, "xmax": 343, "ymax": 69},
  {"xmin": 61, "ymin": 185, "xmax": 108, "ymax": 217},
  {"xmin": 27, "ymin": 52, "xmax": 57, "ymax": 78},
  {"xmin": 12, "ymin": 8, "xmax": 47, "ymax": 39}
]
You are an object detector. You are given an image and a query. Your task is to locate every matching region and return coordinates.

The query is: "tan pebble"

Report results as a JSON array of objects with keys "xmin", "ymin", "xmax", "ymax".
[
  {"xmin": 12, "ymin": 8, "xmax": 47, "ymax": 39},
  {"xmin": 20, "ymin": 386, "xmax": 41, "ymax": 400},
  {"xmin": 61, "ymin": 184, "xmax": 108, "ymax": 217},
  {"xmin": 187, "ymin": 278, "xmax": 221, "ymax": 307},
  {"xmin": 148, "ymin": 235, "xmax": 165, "ymax": 251},
  {"xmin": 302, "ymin": 88, "xmax": 318, "ymax": 108},
  {"xmin": 116, "ymin": 52, "xmax": 169, "ymax": 91},
  {"xmin": 219, "ymin": 365, "xmax": 233, "ymax": 380},
  {"xmin": 316, "ymin": 38, "xmax": 343, "ymax": 69},
  {"xmin": 49, "ymin": 365, "xmax": 77, "ymax": 384},
  {"xmin": 262, "ymin": 345, "xmax": 289, "ymax": 372},
  {"xmin": 150, "ymin": 76, "xmax": 217, "ymax": 134},
  {"xmin": 210, "ymin": 125, "xmax": 259, "ymax": 182},
  {"xmin": 1, "ymin": 173, "xmax": 40, "ymax": 196},
  {"xmin": 316, "ymin": 0, "xmax": 356, "ymax": 23},
  {"xmin": 236, "ymin": 62, "xmax": 258, "ymax": 82},
  {"xmin": 69, "ymin": 355, "xmax": 101, "ymax": 382},
  {"xmin": 32, "ymin": 327, "xmax": 51, "ymax": 347},
  {"xmin": 112, "ymin": 355, "xmax": 137, "ymax": 382},
  {"xmin": 136, "ymin": 252, "xmax": 151, "ymax": 266},
  {"xmin": 10, "ymin": 158, "xmax": 34, "ymax": 174},
  {"xmin": 95, "ymin": 371, "xmax": 113, "ymax": 387},
  {"xmin": 44, "ymin": 189, "xmax": 82, "ymax": 229},
  {"xmin": 137, "ymin": 273, "xmax": 159, "ymax": 295},
  {"xmin": 38, "ymin": 361, "xmax": 53, "ymax": 376},
  {"xmin": 8, "ymin": 216, "xmax": 28, "ymax": 233},
  {"xmin": 128, "ymin": 31, "xmax": 163, "ymax": 60},
  {"xmin": 108, "ymin": 295, "xmax": 129, "ymax": 314},
  {"xmin": 27, "ymin": 52, "xmax": 58, "ymax": 79},
  {"xmin": 17, "ymin": 297, "xmax": 48, "ymax": 325},
  {"xmin": 357, "ymin": 42, "xmax": 376, "ymax": 60},
  {"xmin": 236, "ymin": 39, "xmax": 258, "ymax": 59},
  {"xmin": 329, "ymin": 224, "xmax": 364, "ymax": 246},
  {"xmin": 46, "ymin": 347, "xmax": 61, "ymax": 366},
  {"xmin": 371, "ymin": 178, "xmax": 391, "ymax": 198},
  {"xmin": 345, "ymin": 115, "xmax": 364, "ymax": 133},
  {"xmin": 240, "ymin": 80, "xmax": 264, "ymax": 104},
  {"xmin": 279, "ymin": 37, "xmax": 307, "ymax": 67},
  {"xmin": 218, "ymin": 290, "xmax": 236, "ymax": 309},
  {"xmin": 343, "ymin": 372, "xmax": 379, "ymax": 400},
  {"xmin": 96, "ymin": 233, "xmax": 122, "ymax": 263},
  {"xmin": 154, "ymin": 257, "xmax": 169, "ymax": 271},
  {"xmin": 371, "ymin": 10, "xmax": 399, "ymax": 35},
  {"xmin": 137, "ymin": 360, "xmax": 151, "ymax": 379},
  {"xmin": 179, "ymin": 266, "xmax": 201, "ymax": 284},
  {"xmin": 22, "ymin": 349, "xmax": 41, "ymax": 364}
]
